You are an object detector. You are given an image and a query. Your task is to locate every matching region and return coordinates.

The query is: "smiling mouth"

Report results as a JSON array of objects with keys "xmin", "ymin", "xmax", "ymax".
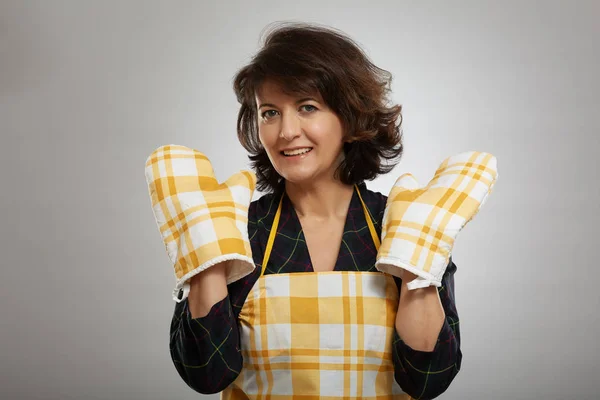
[{"xmin": 281, "ymin": 148, "xmax": 313, "ymax": 156}]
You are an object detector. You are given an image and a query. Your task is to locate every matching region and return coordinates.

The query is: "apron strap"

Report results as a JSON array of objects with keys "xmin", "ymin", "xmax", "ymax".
[
  {"xmin": 356, "ymin": 185, "xmax": 381, "ymax": 251},
  {"xmin": 260, "ymin": 184, "xmax": 380, "ymax": 277},
  {"xmin": 261, "ymin": 194, "xmax": 284, "ymax": 277}
]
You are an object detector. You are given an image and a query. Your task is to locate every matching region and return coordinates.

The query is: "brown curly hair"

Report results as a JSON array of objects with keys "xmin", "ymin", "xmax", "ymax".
[{"xmin": 233, "ymin": 22, "xmax": 404, "ymax": 193}]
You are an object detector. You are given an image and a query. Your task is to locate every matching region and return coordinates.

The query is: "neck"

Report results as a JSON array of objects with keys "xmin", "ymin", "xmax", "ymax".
[{"xmin": 285, "ymin": 177, "xmax": 355, "ymax": 220}]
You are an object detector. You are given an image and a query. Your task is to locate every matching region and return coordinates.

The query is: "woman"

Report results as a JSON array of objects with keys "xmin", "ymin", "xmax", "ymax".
[{"xmin": 147, "ymin": 23, "xmax": 496, "ymax": 399}]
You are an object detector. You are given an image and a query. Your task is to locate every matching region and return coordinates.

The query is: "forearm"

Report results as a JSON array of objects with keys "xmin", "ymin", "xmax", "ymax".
[
  {"xmin": 395, "ymin": 271, "xmax": 445, "ymax": 352},
  {"xmin": 188, "ymin": 261, "xmax": 229, "ymax": 319},
  {"xmin": 392, "ymin": 260, "xmax": 462, "ymax": 398},
  {"xmin": 170, "ymin": 293, "xmax": 242, "ymax": 394}
]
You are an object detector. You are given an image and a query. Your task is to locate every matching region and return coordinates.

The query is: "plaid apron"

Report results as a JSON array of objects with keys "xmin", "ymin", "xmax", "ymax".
[{"xmin": 222, "ymin": 186, "xmax": 411, "ymax": 399}]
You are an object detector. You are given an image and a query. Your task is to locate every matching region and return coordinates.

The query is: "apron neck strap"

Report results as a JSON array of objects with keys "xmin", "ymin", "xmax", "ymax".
[{"xmin": 260, "ymin": 184, "xmax": 380, "ymax": 277}]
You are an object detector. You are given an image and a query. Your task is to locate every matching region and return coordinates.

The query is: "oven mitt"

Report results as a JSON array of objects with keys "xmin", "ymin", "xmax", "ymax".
[
  {"xmin": 376, "ymin": 151, "xmax": 498, "ymax": 290},
  {"xmin": 145, "ymin": 144, "xmax": 256, "ymax": 302}
]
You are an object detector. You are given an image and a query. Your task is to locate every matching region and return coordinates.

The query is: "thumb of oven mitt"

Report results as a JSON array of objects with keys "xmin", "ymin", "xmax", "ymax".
[
  {"xmin": 145, "ymin": 144, "xmax": 257, "ymax": 302},
  {"xmin": 376, "ymin": 151, "xmax": 498, "ymax": 290}
]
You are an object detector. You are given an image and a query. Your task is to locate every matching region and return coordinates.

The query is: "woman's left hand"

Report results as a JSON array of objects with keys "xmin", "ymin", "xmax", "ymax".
[{"xmin": 375, "ymin": 151, "xmax": 498, "ymax": 290}]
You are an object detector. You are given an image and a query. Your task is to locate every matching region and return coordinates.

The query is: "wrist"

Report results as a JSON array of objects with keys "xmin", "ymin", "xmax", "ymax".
[
  {"xmin": 401, "ymin": 270, "xmax": 418, "ymax": 283},
  {"xmin": 400, "ymin": 270, "xmax": 440, "ymax": 297}
]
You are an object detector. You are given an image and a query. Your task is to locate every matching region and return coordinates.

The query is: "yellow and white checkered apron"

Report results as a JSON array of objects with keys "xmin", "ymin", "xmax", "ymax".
[{"xmin": 221, "ymin": 187, "xmax": 412, "ymax": 399}]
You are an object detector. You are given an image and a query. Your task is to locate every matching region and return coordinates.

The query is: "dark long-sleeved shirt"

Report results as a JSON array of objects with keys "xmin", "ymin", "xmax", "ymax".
[{"xmin": 170, "ymin": 182, "xmax": 462, "ymax": 399}]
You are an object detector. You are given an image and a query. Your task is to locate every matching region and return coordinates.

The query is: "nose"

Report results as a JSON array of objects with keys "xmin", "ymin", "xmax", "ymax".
[{"xmin": 279, "ymin": 112, "xmax": 301, "ymax": 141}]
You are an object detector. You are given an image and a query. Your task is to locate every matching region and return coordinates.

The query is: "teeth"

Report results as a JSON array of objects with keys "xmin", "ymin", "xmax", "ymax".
[{"xmin": 283, "ymin": 148, "xmax": 312, "ymax": 156}]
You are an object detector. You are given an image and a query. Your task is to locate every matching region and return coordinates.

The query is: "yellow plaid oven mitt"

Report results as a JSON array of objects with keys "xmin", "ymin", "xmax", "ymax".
[
  {"xmin": 376, "ymin": 151, "xmax": 498, "ymax": 290},
  {"xmin": 145, "ymin": 144, "xmax": 257, "ymax": 302}
]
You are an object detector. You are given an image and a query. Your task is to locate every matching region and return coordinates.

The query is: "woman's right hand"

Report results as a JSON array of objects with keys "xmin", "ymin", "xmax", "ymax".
[{"xmin": 145, "ymin": 144, "xmax": 257, "ymax": 302}]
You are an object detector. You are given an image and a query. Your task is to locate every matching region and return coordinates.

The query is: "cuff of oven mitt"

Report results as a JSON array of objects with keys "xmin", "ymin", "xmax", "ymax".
[
  {"xmin": 172, "ymin": 254, "xmax": 255, "ymax": 302},
  {"xmin": 375, "ymin": 256, "xmax": 443, "ymax": 290}
]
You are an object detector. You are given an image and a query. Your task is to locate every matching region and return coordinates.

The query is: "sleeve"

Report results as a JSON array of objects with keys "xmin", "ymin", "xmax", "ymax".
[
  {"xmin": 391, "ymin": 258, "xmax": 462, "ymax": 399},
  {"xmin": 169, "ymin": 294, "xmax": 243, "ymax": 394},
  {"xmin": 168, "ymin": 200, "xmax": 263, "ymax": 394}
]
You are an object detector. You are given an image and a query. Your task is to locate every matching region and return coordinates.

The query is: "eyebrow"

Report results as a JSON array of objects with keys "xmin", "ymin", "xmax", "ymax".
[{"xmin": 257, "ymin": 97, "xmax": 319, "ymax": 109}]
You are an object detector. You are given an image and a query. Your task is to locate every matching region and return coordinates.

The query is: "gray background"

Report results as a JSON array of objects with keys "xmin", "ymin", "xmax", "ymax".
[{"xmin": 1, "ymin": 1, "xmax": 599, "ymax": 399}]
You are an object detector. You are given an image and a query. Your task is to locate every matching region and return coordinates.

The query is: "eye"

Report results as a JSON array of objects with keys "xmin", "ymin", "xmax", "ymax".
[
  {"xmin": 260, "ymin": 110, "xmax": 279, "ymax": 120},
  {"xmin": 300, "ymin": 104, "xmax": 317, "ymax": 112}
]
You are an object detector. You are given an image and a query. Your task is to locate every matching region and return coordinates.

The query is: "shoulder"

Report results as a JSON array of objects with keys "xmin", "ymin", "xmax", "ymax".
[
  {"xmin": 357, "ymin": 182, "xmax": 388, "ymax": 221},
  {"xmin": 248, "ymin": 189, "xmax": 281, "ymax": 227}
]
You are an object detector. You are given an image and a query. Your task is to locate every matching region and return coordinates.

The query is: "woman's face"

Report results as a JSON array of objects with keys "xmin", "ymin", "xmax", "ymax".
[{"xmin": 255, "ymin": 80, "xmax": 346, "ymax": 186}]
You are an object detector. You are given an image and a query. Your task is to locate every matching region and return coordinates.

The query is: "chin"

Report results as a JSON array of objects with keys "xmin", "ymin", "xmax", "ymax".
[
  {"xmin": 277, "ymin": 163, "xmax": 338, "ymax": 187},
  {"xmin": 282, "ymin": 175, "xmax": 315, "ymax": 186},
  {"xmin": 280, "ymin": 171, "xmax": 319, "ymax": 186}
]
